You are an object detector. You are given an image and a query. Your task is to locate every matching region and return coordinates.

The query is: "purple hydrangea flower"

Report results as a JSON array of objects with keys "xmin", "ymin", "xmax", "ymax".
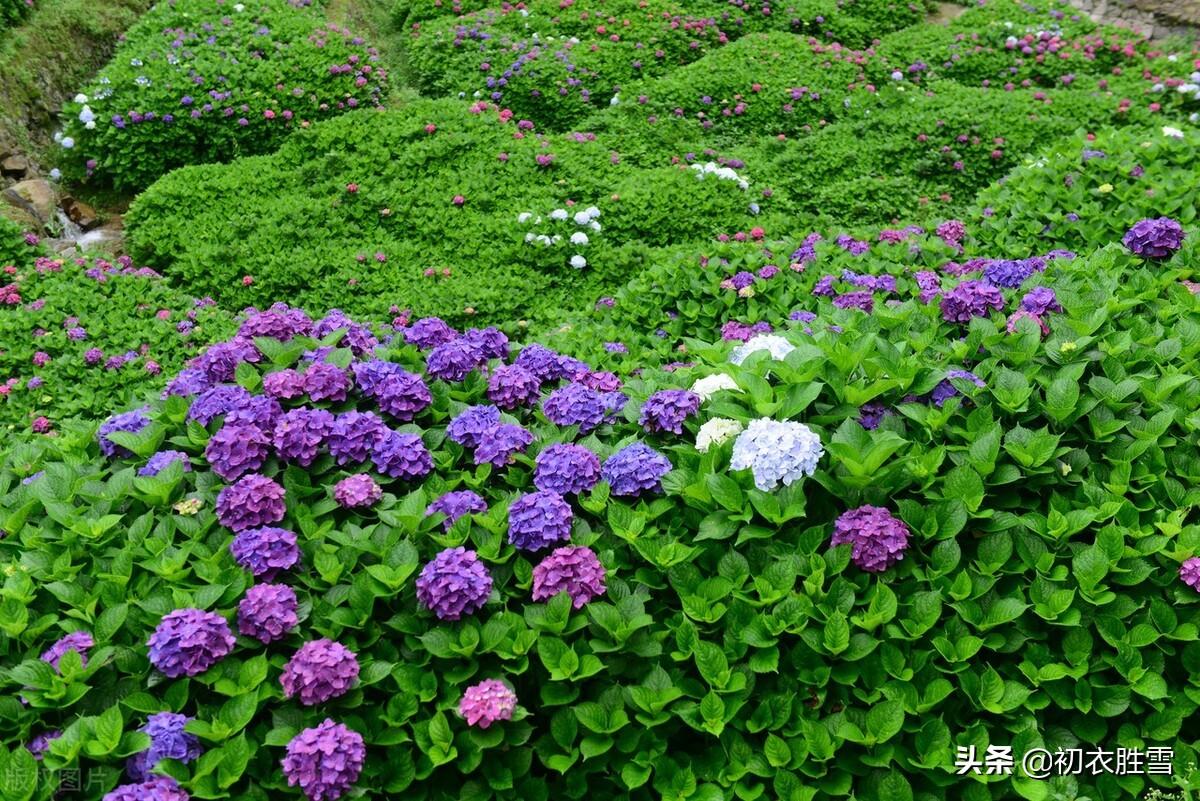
[
  {"xmin": 542, "ymin": 382, "xmax": 607, "ymax": 432},
  {"xmin": 458, "ymin": 679, "xmax": 517, "ymax": 729},
  {"xmin": 304, "ymin": 363, "xmax": 351, "ymax": 403},
  {"xmin": 474, "ymin": 423, "xmax": 534, "ymax": 467},
  {"xmin": 515, "ymin": 344, "xmax": 564, "ymax": 383},
  {"xmin": 416, "ymin": 547, "xmax": 493, "ymax": 620},
  {"xmin": 205, "ymin": 423, "xmax": 272, "ymax": 481},
  {"xmin": 426, "ymin": 490, "xmax": 487, "ymax": 530},
  {"xmin": 463, "ymin": 327, "xmax": 509, "ymax": 360},
  {"xmin": 328, "ymin": 412, "xmax": 386, "ymax": 465},
  {"xmin": 333, "ymin": 474, "xmax": 382, "ymax": 509},
  {"xmin": 193, "ymin": 338, "xmax": 260, "ymax": 383},
  {"xmin": 147, "ymin": 608, "xmax": 236, "ymax": 678},
  {"xmin": 507, "ymin": 491, "xmax": 573, "ymax": 551},
  {"xmin": 532, "ymin": 545, "xmax": 606, "ymax": 607},
  {"xmin": 371, "ymin": 429, "xmax": 433, "ymax": 479},
  {"xmin": 281, "ymin": 639, "xmax": 360, "ymax": 705},
  {"xmin": 139, "ymin": 450, "xmax": 191, "ymax": 477},
  {"xmin": 930, "ymin": 369, "xmax": 986, "ymax": 407},
  {"xmin": 404, "ymin": 317, "xmax": 457, "ymax": 349},
  {"xmin": 224, "ymin": 395, "xmax": 283, "ymax": 431},
  {"xmin": 374, "ymin": 371, "xmax": 432, "ymax": 421},
  {"xmin": 448, "ymin": 406, "xmax": 501, "ymax": 448},
  {"xmin": 601, "ymin": 443, "xmax": 672, "ymax": 497},
  {"xmin": 27, "ymin": 731, "xmax": 60, "ymax": 760},
  {"xmin": 98, "ymin": 406, "xmax": 152, "ymax": 457},
  {"xmin": 858, "ymin": 401, "xmax": 889, "ymax": 430},
  {"xmin": 1123, "ymin": 217, "xmax": 1185, "ymax": 259},
  {"xmin": 237, "ymin": 583, "xmax": 298, "ymax": 644},
  {"xmin": 487, "ymin": 364, "xmax": 541, "ymax": 410},
  {"xmin": 41, "ymin": 631, "xmax": 94, "ymax": 671},
  {"xmin": 832, "ymin": 291, "xmax": 875, "ymax": 312},
  {"xmin": 263, "ymin": 369, "xmax": 307, "ymax": 400},
  {"xmin": 914, "ymin": 271, "xmax": 942, "ymax": 304},
  {"xmin": 282, "ymin": 720, "xmax": 365, "ymax": 801},
  {"xmin": 216, "ymin": 474, "xmax": 286, "ymax": 531},
  {"xmin": 639, "ymin": 390, "xmax": 700, "ymax": 435},
  {"xmin": 239, "ymin": 303, "xmax": 313, "ymax": 341},
  {"xmin": 534, "ymin": 443, "xmax": 601, "ymax": 495},
  {"xmin": 230, "ymin": 526, "xmax": 299, "ymax": 577},
  {"xmin": 426, "ymin": 339, "xmax": 482, "ymax": 382},
  {"xmin": 188, "ymin": 385, "xmax": 252, "ymax": 425},
  {"xmin": 1021, "ymin": 286, "xmax": 1062, "ymax": 316},
  {"xmin": 102, "ymin": 775, "xmax": 190, "ymax": 801},
  {"xmin": 940, "ymin": 280, "xmax": 1005, "ymax": 323},
  {"xmin": 982, "ymin": 259, "xmax": 1038, "ymax": 289},
  {"xmin": 274, "ymin": 408, "xmax": 334, "ymax": 466},
  {"xmin": 1181, "ymin": 557, "xmax": 1200, "ymax": 592},
  {"xmin": 831, "ymin": 505, "xmax": 911, "ymax": 572},
  {"xmin": 312, "ymin": 310, "xmax": 378, "ymax": 356},
  {"xmin": 126, "ymin": 712, "xmax": 202, "ymax": 781}
]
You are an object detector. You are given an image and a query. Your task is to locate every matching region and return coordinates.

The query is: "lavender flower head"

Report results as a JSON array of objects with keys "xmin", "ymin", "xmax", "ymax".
[
  {"xmin": 147, "ymin": 608, "xmax": 236, "ymax": 678},
  {"xmin": 139, "ymin": 450, "xmax": 191, "ymax": 477},
  {"xmin": 205, "ymin": 423, "xmax": 272, "ymax": 481},
  {"xmin": 328, "ymin": 412, "xmax": 386, "ymax": 465},
  {"xmin": 1123, "ymin": 217, "xmax": 1185, "ymax": 259},
  {"xmin": 930, "ymin": 369, "xmax": 986, "ymax": 407},
  {"xmin": 487, "ymin": 364, "xmax": 542, "ymax": 410},
  {"xmin": 103, "ymin": 775, "xmax": 191, "ymax": 801},
  {"xmin": 447, "ymin": 405, "xmax": 501, "ymax": 448},
  {"xmin": 426, "ymin": 338, "xmax": 483, "ymax": 382},
  {"xmin": 216, "ymin": 474, "xmax": 286, "ymax": 531},
  {"xmin": 426, "ymin": 490, "xmax": 487, "ymax": 530},
  {"xmin": 1021, "ymin": 286, "xmax": 1062, "ymax": 316},
  {"xmin": 474, "ymin": 423, "xmax": 534, "ymax": 467},
  {"xmin": 193, "ymin": 338, "xmax": 260, "ymax": 383},
  {"xmin": 515, "ymin": 344, "xmax": 565, "ymax": 383},
  {"xmin": 230, "ymin": 526, "xmax": 299, "ymax": 577},
  {"xmin": 237, "ymin": 583, "xmax": 299, "ymax": 644},
  {"xmin": 98, "ymin": 406, "xmax": 152, "ymax": 457},
  {"xmin": 188, "ymin": 384, "xmax": 252, "ymax": 426},
  {"xmin": 602, "ymin": 443, "xmax": 672, "ymax": 497},
  {"xmin": 404, "ymin": 317, "xmax": 457, "ymax": 349},
  {"xmin": 274, "ymin": 408, "xmax": 334, "ymax": 467},
  {"xmin": 225, "ymin": 394, "xmax": 283, "ymax": 431},
  {"xmin": 464, "ymin": 326, "xmax": 510, "ymax": 360},
  {"xmin": 858, "ymin": 401, "xmax": 889, "ymax": 430},
  {"xmin": 282, "ymin": 720, "xmax": 365, "ymax": 801},
  {"xmin": 416, "ymin": 547, "xmax": 493, "ymax": 620},
  {"xmin": 542, "ymin": 382, "xmax": 608, "ymax": 432},
  {"xmin": 27, "ymin": 730, "xmax": 60, "ymax": 760},
  {"xmin": 982, "ymin": 258, "xmax": 1038, "ymax": 289},
  {"xmin": 1181, "ymin": 557, "xmax": 1200, "ymax": 592},
  {"xmin": 333, "ymin": 474, "xmax": 382, "ymax": 509},
  {"xmin": 263, "ymin": 369, "xmax": 306, "ymax": 400},
  {"xmin": 41, "ymin": 631, "xmax": 94, "ymax": 671},
  {"xmin": 459, "ymin": 679, "xmax": 518, "ymax": 729},
  {"xmin": 940, "ymin": 280, "xmax": 1005, "ymax": 323},
  {"xmin": 532, "ymin": 545, "xmax": 606, "ymax": 608},
  {"xmin": 372, "ymin": 429, "xmax": 433, "ymax": 479},
  {"xmin": 831, "ymin": 505, "xmax": 911, "ymax": 572},
  {"xmin": 126, "ymin": 712, "xmax": 202, "ymax": 781},
  {"xmin": 508, "ymin": 491, "xmax": 573, "ymax": 551},
  {"xmin": 238, "ymin": 303, "xmax": 313, "ymax": 341},
  {"xmin": 374, "ymin": 370, "xmax": 432, "ymax": 421},
  {"xmin": 304, "ymin": 362, "xmax": 351, "ymax": 403},
  {"xmin": 639, "ymin": 390, "xmax": 701, "ymax": 435},
  {"xmin": 281, "ymin": 639, "xmax": 360, "ymax": 705},
  {"xmin": 534, "ymin": 443, "xmax": 602, "ymax": 495},
  {"xmin": 730, "ymin": 419, "xmax": 824, "ymax": 491}
]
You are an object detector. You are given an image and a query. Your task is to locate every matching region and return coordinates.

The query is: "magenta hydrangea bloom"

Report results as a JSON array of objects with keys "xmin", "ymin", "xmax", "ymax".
[
  {"xmin": 41, "ymin": 631, "xmax": 94, "ymax": 671},
  {"xmin": 601, "ymin": 443, "xmax": 672, "ymax": 497},
  {"xmin": 328, "ymin": 412, "xmax": 386, "ymax": 465},
  {"xmin": 1123, "ymin": 217, "xmax": 1185, "ymax": 259},
  {"xmin": 217, "ymin": 474, "xmax": 286, "ymax": 531},
  {"xmin": 416, "ymin": 547, "xmax": 493, "ymax": 620},
  {"xmin": 831, "ymin": 505, "xmax": 911, "ymax": 572},
  {"xmin": 940, "ymin": 280, "xmax": 1005, "ymax": 323},
  {"xmin": 237, "ymin": 583, "xmax": 299, "ymax": 644},
  {"xmin": 281, "ymin": 639, "xmax": 360, "ymax": 705},
  {"xmin": 447, "ymin": 405, "xmax": 501, "ymax": 448},
  {"xmin": 534, "ymin": 443, "xmax": 601, "ymax": 495},
  {"xmin": 126, "ymin": 712, "xmax": 202, "ymax": 781},
  {"xmin": 487, "ymin": 364, "xmax": 542, "ymax": 410},
  {"xmin": 102, "ymin": 775, "xmax": 190, "ymax": 801},
  {"xmin": 532, "ymin": 546, "xmax": 606, "ymax": 608},
  {"xmin": 239, "ymin": 303, "xmax": 313, "ymax": 341},
  {"xmin": 542, "ymin": 382, "xmax": 607, "ymax": 432},
  {"xmin": 1181, "ymin": 557, "xmax": 1200, "ymax": 592},
  {"xmin": 404, "ymin": 316, "xmax": 457, "ymax": 349},
  {"xmin": 147, "ymin": 608, "xmax": 236, "ymax": 678},
  {"xmin": 639, "ymin": 389, "xmax": 701, "ymax": 435},
  {"xmin": 230, "ymin": 526, "xmax": 299, "ymax": 577},
  {"xmin": 305, "ymin": 362, "xmax": 351, "ymax": 403},
  {"xmin": 426, "ymin": 338, "xmax": 483, "ymax": 381},
  {"xmin": 282, "ymin": 720, "xmax": 365, "ymax": 801},
  {"xmin": 426, "ymin": 490, "xmax": 487, "ymax": 530},
  {"xmin": 333, "ymin": 474, "xmax": 382, "ymax": 509},
  {"xmin": 508, "ymin": 491, "xmax": 573, "ymax": 551},
  {"xmin": 458, "ymin": 679, "xmax": 517, "ymax": 729},
  {"xmin": 205, "ymin": 423, "xmax": 272, "ymax": 481},
  {"xmin": 263, "ymin": 369, "xmax": 307, "ymax": 400},
  {"xmin": 274, "ymin": 408, "xmax": 334, "ymax": 467},
  {"xmin": 371, "ymin": 429, "xmax": 433, "ymax": 479},
  {"xmin": 474, "ymin": 423, "xmax": 534, "ymax": 467}
]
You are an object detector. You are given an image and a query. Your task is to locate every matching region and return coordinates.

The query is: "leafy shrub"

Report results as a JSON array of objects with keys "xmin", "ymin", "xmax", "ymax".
[
  {"xmin": 698, "ymin": 0, "xmax": 931, "ymax": 49},
  {"xmin": 126, "ymin": 99, "xmax": 761, "ymax": 326},
  {"xmin": 0, "ymin": 0, "xmax": 32, "ymax": 32},
  {"xmin": 0, "ymin": 253, "xmax": 235, "ymax": 432},
  {"xmin": 0, "ymin": 215, "xmax": 40, "ymax": 266},
  {"xmin": 57, "ymin": 0, "xmax": 387, "ymax": 191},
  {"xmin": 391, "ymin": 0, "xmax": 494, "ymax": 25},
  {"xmin": 3, "ymin": 223, "xmax": 1199, "ymax": 800}
]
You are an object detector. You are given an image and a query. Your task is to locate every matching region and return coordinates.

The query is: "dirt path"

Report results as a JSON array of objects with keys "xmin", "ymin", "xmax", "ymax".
[{"xmin": 929, "ymin": 1, "xmax": 968, "ymax": 24}]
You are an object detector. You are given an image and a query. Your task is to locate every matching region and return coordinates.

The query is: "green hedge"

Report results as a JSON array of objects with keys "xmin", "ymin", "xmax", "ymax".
[
  {"xmin": 58, "ymin": 0, "xmax": 387, "ymax": 191},
  {"xmin": 0, "ymin": 0, "xmax": 32, "ymax": 32}
]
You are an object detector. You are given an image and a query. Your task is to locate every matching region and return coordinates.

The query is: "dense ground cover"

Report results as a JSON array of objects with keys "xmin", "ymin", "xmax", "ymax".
[{"xmin": 1, "ymin": 0, "xmax": 1200, "ymax": 799}]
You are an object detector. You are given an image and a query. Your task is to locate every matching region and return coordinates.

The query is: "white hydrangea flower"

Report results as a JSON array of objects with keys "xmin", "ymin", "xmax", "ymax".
[
  {"xmin": 730, "ymin": 334, "xmax": 794, "ymax": 365},
  {"xmin": 551, "ymin": 235, "xmax": 562, "ymax": 244},
  {"xmin": 1191, "ymin": 112, "xmax": 1200, "ymax": 123},
  {"xmin": 74, "ymin": 93, "xmax": 89, "ymax": 104},
  {"xmin": 730, "ymin": 419, "xmax": 824, "ymax": 491},
  {"xmin": 610, "ymin": 94, "xmax": 620, "ymax": 106},
  {"xmin": 1176, "ymin": 83, "xmax": 1198, "ymax": 93},
  {"xmin": 570, "ymin": 232, "xmax": 588, "ymax": 246},
  {"xmin": 130, "ymin": 58, "xmax": 143, "ymax": 67},
  {"xmin": 79, "ymin": 106, "xmax": 95, "ymax": 123},
  {"xmin": 1005, "ymin": 35, "xmax": 1017, "ymax": 47},
  {"xmin": 1163, "ymin": 126, "xmax": 1184, "ymax": 139},
  {"xmin": 53, "ymin": 131, "xmax": 62, "ymax": 143},
  {"xmin": 890, "ymin": 71, "xmax": 903, "ymax": 81},
  {"xmin": 584, "ymin": 206, "xmax": 600, "ymax": 219},
  {"xmin": 234, "ymin": 2, "xmax": 245, "ymax": 10},
  {"xmin": 696, "ymin": 418, "xmax": 744, "ymax": 453},
  {"xmin": 85, "ymin": 121, "xmax": 96, "ymax": 130},
  {"xmin": 61, "ymin": 137, "xmax": 75, "ymax": 149},
  {"xmin": 748, "ymin": 203, "xmax": 760, "ymax": 215},
  {"xmin": 517, "ymin": 212, "xmax": 532, "ymax": 223},
  {"xmin": 570, "ymin": 255, "xmax": 587, "ymax": 269},
  {"xmin": 589, "ymin": 220, "xmax": 602, "ymax": 232},
  {"xmin": 49, "ymin": 168, "xmax": 62, "ymax": 180},
  {"xmin": 550, "ymin": 209, "xmax": 569, "ymax": 221},
  {"xmin": 524, "ymin": 233, "xmax": 536, "ymax": 243},
  {"xmin": 690, "ymin": 373, "xmax": 740, "ymax": 401},
  {"xmin": 573, "ymin": 211, "xmax": 592, "ymax": 225}
]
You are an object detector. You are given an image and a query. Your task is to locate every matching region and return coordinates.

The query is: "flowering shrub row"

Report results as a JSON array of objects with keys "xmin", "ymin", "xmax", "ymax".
[{"xmin": 57, "ymin": 0, "xmax": 387, "ymax": 191}]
